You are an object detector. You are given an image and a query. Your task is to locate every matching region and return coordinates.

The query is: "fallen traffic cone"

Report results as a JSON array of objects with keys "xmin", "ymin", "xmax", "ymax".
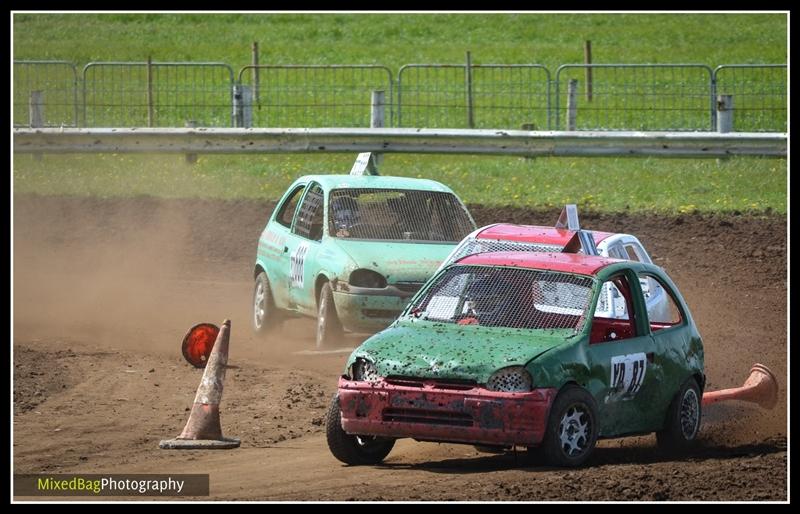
[
  {"xmin": 159, "ymin": 319, "xmax": 240, "ymax": 449},
  {"xmin": 182, "ymin": 322, "xmax": 219, "ymax": 368},
  {"xmin": 702, "ymin": 363, "xmax": 778, "ymax": 410}
]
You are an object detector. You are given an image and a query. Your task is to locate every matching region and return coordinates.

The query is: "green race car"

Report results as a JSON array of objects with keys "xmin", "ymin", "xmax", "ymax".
[
  {"xmin": 327, "ymin": 251, "xmax": 705, "ymax": 467},
  {"xmin": 252, "ymin": 174, "xmax": 476, "ymax": 348}
]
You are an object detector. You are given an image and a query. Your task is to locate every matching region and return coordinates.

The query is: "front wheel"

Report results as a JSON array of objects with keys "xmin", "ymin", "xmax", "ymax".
[
  {"xmin": 656, "ymin": 377, "xmax": 702, "ymax": 454},
  {"xmin": 326, "ymin": 395, "xmax": 395, "ymax": 465},
  {"xmin": 252, "ymin": 271, "xmax": 279, "ymax": 335},
  {"xmin": 540, "ymin": 385, "xmax": 599, "ymax": 467},
  {"xmin": 316, "ymin": 282, "xmax": 343, "ymax": 349}
]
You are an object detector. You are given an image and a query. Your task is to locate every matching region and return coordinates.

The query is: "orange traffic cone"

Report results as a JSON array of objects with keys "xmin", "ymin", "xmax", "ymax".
[
  {"xmin": 159, "ymin": 319, "xmax": 240, "ymax": 449},
  {"xmin": 702, "ymin": 363, "xmax": 778, "ymax": 410}
]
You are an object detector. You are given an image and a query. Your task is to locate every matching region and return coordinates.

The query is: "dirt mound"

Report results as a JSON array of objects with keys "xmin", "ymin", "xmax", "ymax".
[{"xmin": 12, "ymin": 194, "xmax": 787, "ymax": 500}]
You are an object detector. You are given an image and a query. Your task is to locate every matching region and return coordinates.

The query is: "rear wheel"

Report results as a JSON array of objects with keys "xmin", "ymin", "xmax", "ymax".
[
  {"xmin": 326, "ymin": 395, "xmax": 395, "ymax": 465},
  {"xmin": 657, "ymin": 377, "xmax": 702, "ymax": 454},
  {"xmin": 541, "ymin": 385, "xmax": 598, "ymax": 468},
  {"xmin": 252, "ymin": 271, "xmax": 278, "ymax": 335},
  {"xmin": 316, "ymin": 282, "xmax": 343, "ymax": 349}
]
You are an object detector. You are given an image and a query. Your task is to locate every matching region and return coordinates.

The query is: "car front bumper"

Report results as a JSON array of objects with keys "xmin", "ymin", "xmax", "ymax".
[
  {"xmin": 337, "ymin": 376, "xmax": 557, "ymax": 447},
  {"xmin": 332, "ymin": 286, "xmax": 418, "ymax": 332}
]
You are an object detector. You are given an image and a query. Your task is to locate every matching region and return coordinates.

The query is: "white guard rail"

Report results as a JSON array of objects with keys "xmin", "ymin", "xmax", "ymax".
[{"xmin": 13, "ymin": 128, "xmax": 786, "ymax": 158}]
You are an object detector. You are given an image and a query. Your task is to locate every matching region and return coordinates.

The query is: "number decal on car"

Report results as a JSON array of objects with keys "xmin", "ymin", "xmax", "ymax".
[
  {"xmin": 290, "ymin": 243, "xmax": 309, "ymax": 288},
  {"xmin": 609, "ymin": 352, "xmax": 647, "ymax": 401}
]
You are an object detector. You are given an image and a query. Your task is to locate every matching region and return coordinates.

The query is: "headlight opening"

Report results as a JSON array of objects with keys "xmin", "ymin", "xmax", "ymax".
[
  {"xmin": 352, "ymin": 358, "xmax": 380, "ymax": 382},
  {"xmin": 486, "ymin": 366, "xmax": 532, "ymax": 392}
]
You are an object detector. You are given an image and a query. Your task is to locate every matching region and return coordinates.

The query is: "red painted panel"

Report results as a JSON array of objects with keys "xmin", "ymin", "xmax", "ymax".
[
  {"xmin": 458, "ymin": 251, "xmax": 620, "ymax": 276},
  {"xmin": 477, "ymin": 224, "xmax": 613, "ymax": 246},
  {"xmin": 338, "ymin": 377, "xmax": 557, "ymax": 447}
]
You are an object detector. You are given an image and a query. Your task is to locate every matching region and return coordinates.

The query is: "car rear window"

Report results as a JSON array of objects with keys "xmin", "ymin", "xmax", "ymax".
[
  {"xmin": 409, "ymin": 265, "xmax": 594, "ymax": 332},
  {"xmin": 329, "ymin": 188, "xmax": 474, "ymax": 243}
]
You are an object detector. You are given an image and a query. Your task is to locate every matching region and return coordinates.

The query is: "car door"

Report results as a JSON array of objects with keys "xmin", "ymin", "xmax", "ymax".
[
  {"xmin": 286, "ymin": 183, "xmax": 325, "ymax": 313},
  {"xmin": 260, "ymin": 182, "xmax": 306, "ymax": 309},
  {"xmin": 637, "ymin": 270, "xmax": 696, "ymax": 417},
  {"xmin": 586, "ymin": 270, "xmax": 664, "ymax": 436}
]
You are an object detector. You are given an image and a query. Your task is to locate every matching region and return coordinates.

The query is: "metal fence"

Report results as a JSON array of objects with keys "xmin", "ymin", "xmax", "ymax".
[
  {"xmin": 554, "ymin": 64, "xmax": 715, "ymax": 131},
  {"xmin": 82, "ymin": 62, "xmax": 234, "ymax": 127},
  {"xmin": 398, "ymin": 64, "xmax": 550, "ymax": 129},
  {"xmin": 238, "ymin": 65, "xmax": 393, "ymax": 127},
  {"xmin": 13, "ymin": 60, "xmax": 79, "ymax": 127},
  {"xmin": 713, "ymin": 65, "xmax": 787, "ymax": 133},
  {"xmin": 12, "ymin": 60, "xmax": 787, "ymax": 132}
]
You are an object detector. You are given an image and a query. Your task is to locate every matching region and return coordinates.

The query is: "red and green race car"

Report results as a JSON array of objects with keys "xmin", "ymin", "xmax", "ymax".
[{"xmin": 327, "ymin": 250, "xmax": 705, "ymax": 467}]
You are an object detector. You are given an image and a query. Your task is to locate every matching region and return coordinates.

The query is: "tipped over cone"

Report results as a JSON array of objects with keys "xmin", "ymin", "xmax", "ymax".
[
  {"xmin": 182, "ymin": 322, "xmax": 219, "ymax": 368},
  {"xmin": 702, "ymin": 363, "xmax": 778, "ymax": 410},
  {"xmin": 160, "ymin": 319, "xmax": 240, "ymax": 449}
]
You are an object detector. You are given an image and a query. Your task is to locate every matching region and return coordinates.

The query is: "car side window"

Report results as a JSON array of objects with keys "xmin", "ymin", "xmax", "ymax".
[
  {"xmin": 293, "ymin": 184, "xmax": 324, "ymax": 242},
  {"xmin": 590, "ymin": 274, "xmax": 638, "ymax": 344},
  {"xmin": 276, "ymin": 185, "xmax": 306, "ymax": 228},
  {"xmin": 607, "ymin": 245, "xmax": 627, "ymax": 260},
  {"xmin": 638, "ymin": 273, "xmax": 683, "ymax": 329},
  {"xmin": 624, "ymin": 244, "xmax": 642, "ymax": 262}
]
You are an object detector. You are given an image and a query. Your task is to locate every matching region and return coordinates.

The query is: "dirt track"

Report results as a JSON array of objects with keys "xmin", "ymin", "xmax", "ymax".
[{"xmin": 12, "ymin": 194, "xmax": 787, "ymax": 501}]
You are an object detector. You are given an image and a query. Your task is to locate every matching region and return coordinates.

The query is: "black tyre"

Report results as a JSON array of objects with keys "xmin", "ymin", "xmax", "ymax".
[
  {"xmin": 252, "ymin": 271, "xmax": 278, "ymax": 335},
  {"xmin": 325, "ymin": 395, "xmax": 395, "ymax": 465},
  {"xmin": 656, "ymin": 377, "xmax": 702, "ymax": 454},
  {"xmin": 316, "ymin": 282, "xmax": 343, "ymax": 349},
  {"xmin": 541, "ymin": 385, "xmax": 599, "ymax": 468}
]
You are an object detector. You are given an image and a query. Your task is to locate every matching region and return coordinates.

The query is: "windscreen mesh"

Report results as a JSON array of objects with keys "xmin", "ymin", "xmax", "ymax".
[
  {"xmin": 329, "ymin": 188, "xmax": 474, "ymax": 242},
  {"xmin": 409, "ymin": 265, "xmax": 594, "ymax": 332},
  {"xmin": 449, "ymin": 237, "xmax": 563, "ymax": 264}
]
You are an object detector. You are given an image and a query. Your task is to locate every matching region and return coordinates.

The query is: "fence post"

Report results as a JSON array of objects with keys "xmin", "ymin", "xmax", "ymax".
[
  {"xmin": 232, "ymin": 84, "xmax": 241, "ymax": 127},
  {"xmin": 251, "ymin": 42, "xmax": 260, "ymax": 106},
  {"xmin": 147, "ymin": 56, "xmax": 154, "ymax": 128},
  {"xmin": 520, "ymin": 123, "xmax": 536, "ymax": 160},
  {"xmin": 584, "ymin": 41, "xmax": 593, "ymax": 102},
  {"xmin": 185, "ymin": 120, "xmax": 198, "ymax": 164},
  {"xmin": 371, "ymin": 90, "xmax": 385, "ymax": 128},
  {"xmin": 232, "ymin": 84, "xmax": 253, "ymax": 128},
  {"xmin": 717, "ymin": 94, "xmax": 733, "ymax": 133},
  {"xmin": 371, "ymin": 90, "xmax": 385, "ymax": 166},
  {"xmin": 567, "ymin": 79, "xmax": 578, "ymax": 131},
  {"xmin": 29, "ymin": 90, "xmax": 43, "ymax": 128},
  {"xmin": 465, "ymin": 51, "xmax": 475, "ymax": 128},
  {"xmin": 29, "ymin": 90, "xmax": 43, "ymax": 161}
]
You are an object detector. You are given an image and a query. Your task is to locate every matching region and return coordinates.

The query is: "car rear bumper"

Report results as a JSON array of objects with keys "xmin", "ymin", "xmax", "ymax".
[{"xmin": 337, "ymin": 377, "xmax": 557, "ymax": 447}]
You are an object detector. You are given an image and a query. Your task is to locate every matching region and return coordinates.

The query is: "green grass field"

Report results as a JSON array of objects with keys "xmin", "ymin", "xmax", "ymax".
[
  {"xmin": 13, "ymin": 153, "xmax": 786, "ymax": 214},
  {"xmin": 12, "ymin": 13, "xmax": 787, "ymax": 213},
  {"xmin": 13, "ymin": 13, "xmax": 787, "ymax": 68}
]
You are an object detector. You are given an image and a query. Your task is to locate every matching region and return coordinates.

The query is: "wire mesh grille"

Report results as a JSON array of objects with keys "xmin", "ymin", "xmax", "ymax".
[
  {"xmin": 398, "ymin": 64, "xmax": 550, "ymax": 129},
  {"xmin": 714, "ymin": 65, "xmax": 787, "ymax": 132},
  {"xmin": 82, "ymin": 62, "xmax": 234, "ymax": 127},
  {"xmin": 555, "ymin": 64, "xmax": 714, "ymax": 131},
  {"xmin": 13, "ymin": 61, "xmax": 79, "ymax": 127},
  {"xmin": 410, "ymin": 265, "xmax": 594, "ymax": 331},
  {"xmin": 328, "ymin": 188, "xmax": 474, "ymax": 242},
  {"xmin": 486, "ymin": 367, "xmax": 532, "ymax": 392},
  {"xmin": 450, "ymin": 237, "xmax": 563, "ymax": 264},
  {"xmin": 239, "ymin": 65, "xmax": 393, "ymax": 127},
  {"xmin": 293, "ymin": 185, "xmax": 324, "ymax": 240}
]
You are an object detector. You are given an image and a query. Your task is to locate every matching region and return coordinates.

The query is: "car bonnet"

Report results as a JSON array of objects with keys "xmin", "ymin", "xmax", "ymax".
[{"xmin": 348, "ymin": 319, "xmax": 572, "ymax": 384}]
